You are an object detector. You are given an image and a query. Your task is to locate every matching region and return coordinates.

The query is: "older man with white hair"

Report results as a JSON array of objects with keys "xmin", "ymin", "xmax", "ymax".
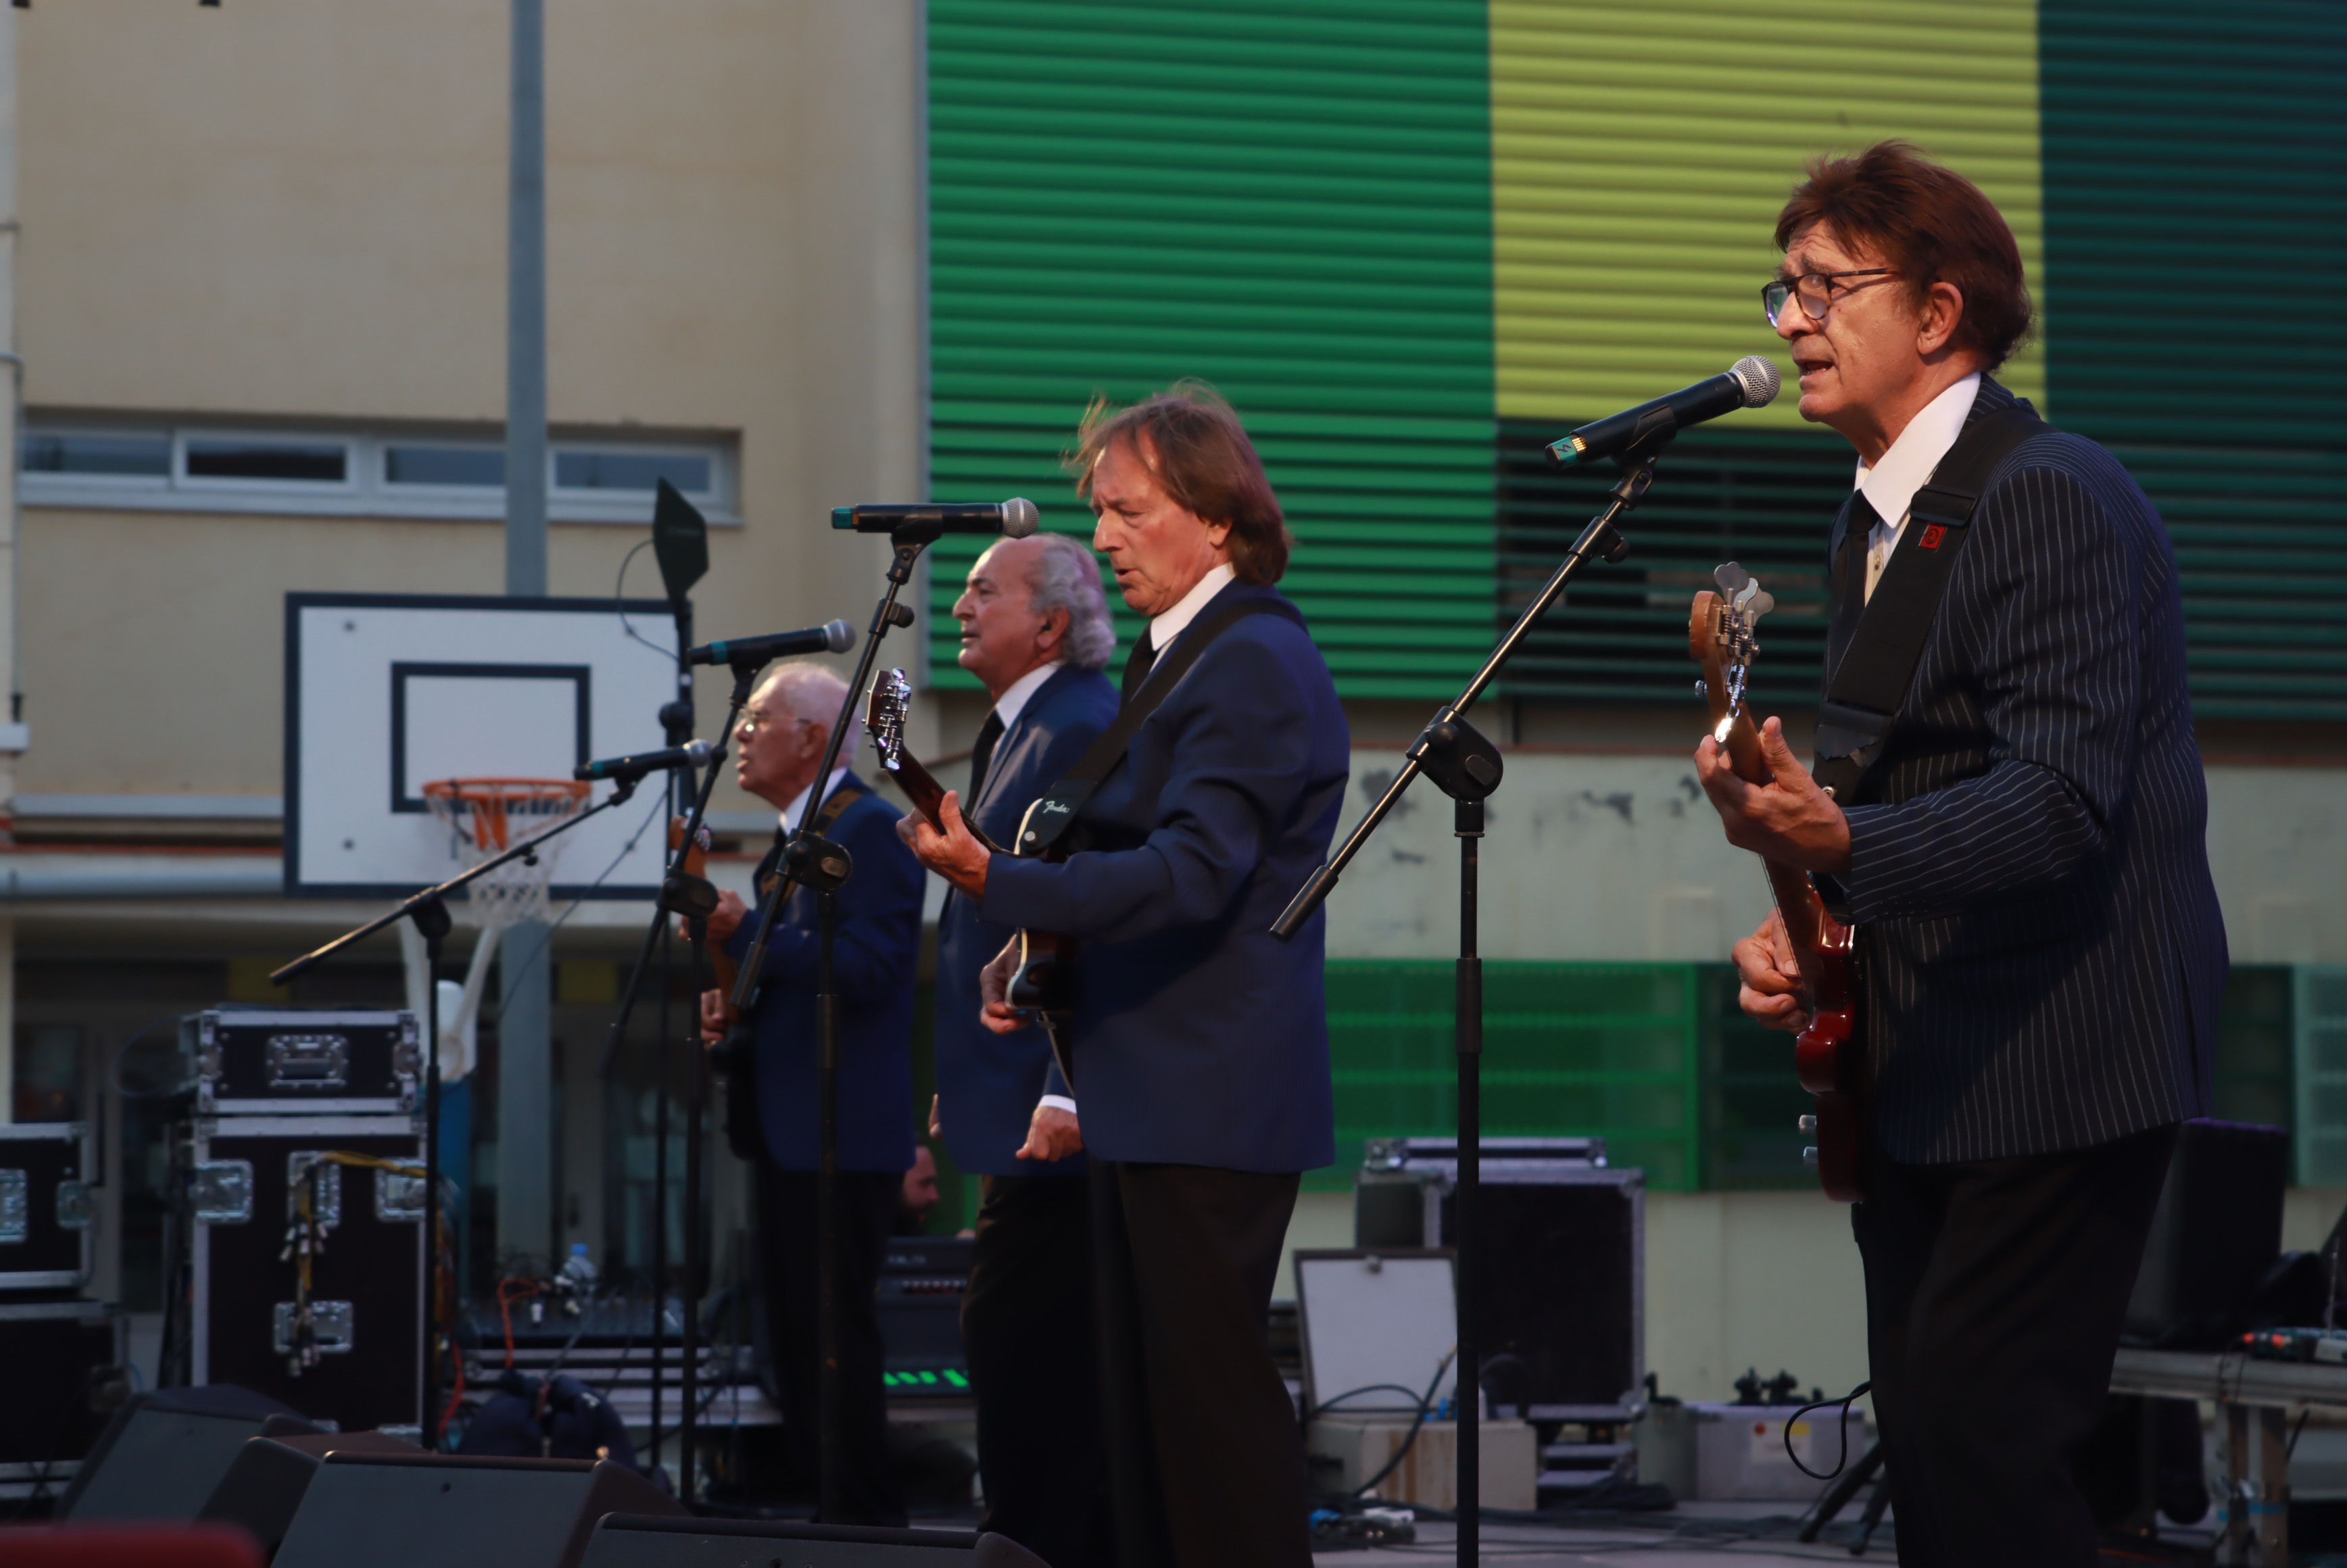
[
  {"xmin": 700, "ymin": 658, "xmax": 923, "ymax": 1525},
  {"xmin": 930, "ymin": 530, "xmax": 1119, "ymax": 1566}
]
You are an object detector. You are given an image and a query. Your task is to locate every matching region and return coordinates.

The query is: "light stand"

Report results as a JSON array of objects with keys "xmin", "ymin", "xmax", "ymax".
[
  {"xmin": 270, "ymin": 777, "xmax": 644, "ymax": 1446},
  {"xmin": 1272, "ymin": 439, "xmax": 1671, "ymax": 1565},
  {"xmin": 719, "ymin": 526, "xmax": 927, "ymax": 1519}
]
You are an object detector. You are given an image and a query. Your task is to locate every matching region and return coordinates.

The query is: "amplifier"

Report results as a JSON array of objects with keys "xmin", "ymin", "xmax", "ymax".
[
  {"xmin": 190, "ymin": 1114, "xmax": 426, "ymax": 1431},
  {"xmin": 185, "ymin": 1009, "xmax": 420, "ymax": 1117},
  {"xmin": 2125, "ymin": 1118, "xmax": 2290, "ymax": 1347},
  {"xmin": 1354, "ymin": 1137, "xmax": 1641, "ymax": 1419},
  {"xmin": 0, "ymin": 1121, "xmax": 96, "ymax": 1292},
  {"xmin": 0, "ymin": 1298, "xmax": 123, "ymax": 1506},
  {"xmin": 879, "ymin": 1236, "xmax": 972, "ymax": 1398}
]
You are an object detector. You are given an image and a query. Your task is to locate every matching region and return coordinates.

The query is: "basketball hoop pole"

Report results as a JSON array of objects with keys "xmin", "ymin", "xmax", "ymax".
[
  {"xmin": 269, "ymin": 775, "xmax": 643, "ymax": 1446},
  {"xmin": 720, "ymin": 525, "xmax": 929, "ymax": 1521}
]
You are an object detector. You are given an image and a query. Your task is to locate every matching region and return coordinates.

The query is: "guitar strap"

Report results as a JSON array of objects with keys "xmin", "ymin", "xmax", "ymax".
[
  {"xmin": 1018, "ymin": 592, "xmax": 1305, "ymax": 854},
  {"xmin": 1811, "ymin": 401, "xmax": 2047, "ymax": 804},
  {"xmin": 725, "ymin": 779, "xmax": 866, "ymax": 1162}
]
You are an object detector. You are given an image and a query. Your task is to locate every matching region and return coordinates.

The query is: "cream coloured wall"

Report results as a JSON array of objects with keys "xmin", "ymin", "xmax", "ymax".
[{"xmin": 14, "ymin": 0, "xmax": 929, "ymax": 808}]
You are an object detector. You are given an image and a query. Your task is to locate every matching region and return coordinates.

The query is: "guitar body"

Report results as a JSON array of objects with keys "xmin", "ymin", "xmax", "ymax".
[
  {"xmin": 865, "ymin": 672, "xmax": 1078, "ymax": 1089},
  {"xmin": 1691, "ymin": 573, "xmax": 1867, "ymax": 1202}
]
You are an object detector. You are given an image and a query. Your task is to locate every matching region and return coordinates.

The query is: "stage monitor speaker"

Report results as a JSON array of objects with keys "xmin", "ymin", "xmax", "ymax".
[
  {"xmin": 2125, "ymin": 1117, "xmax": 2290, "ymax": 1348},
  {"xmin": 196, "ymin": 1429, "xmax": 418, "ymax": 1557},
  {"xmin": 58, "ymin": 1386, "xmax": 316, "ymax": 1522},
  {"xmin": 270, "ymin": 1452, "xmax": 682, "ymax": 1568},
  {"xmin": 579, "ymin": 1515, "xmax": 1050, "ymax": 1567}
]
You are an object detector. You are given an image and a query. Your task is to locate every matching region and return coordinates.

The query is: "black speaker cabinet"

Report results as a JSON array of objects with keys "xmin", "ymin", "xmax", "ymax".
[
  {"xmin": 270, "ymin": 1452, "xmax": 682, "ymax": 1568},
  {"xmin": 0, "ymin": 1298, "xmax": 122, "ymax": 1505},
  {"xmin": 59, "ymin": 1386, "xmax": 312, "ymax": 1521},
  {"xmin": 2125, "ymin": 1117, "xmax": 2290, "ymax": 1347},
  {"xmin": 197, "ymin": 1429, "xmax": 420, "ymax": 1557},
  {"xmin": 580, "ymin": 1515, "xmax": 1049, "ymax": 1567},
  {"xmin": 189, "ymin": 1114, "xmax": 427, "ymax": 1431},
  {"xmin": 1355, "ymin": 1137, "xmax": 1641, "ymax": 1417}
]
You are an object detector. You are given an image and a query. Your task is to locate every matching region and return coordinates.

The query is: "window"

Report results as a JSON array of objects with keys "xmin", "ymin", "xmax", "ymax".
[{"xmin": 19, "ymin": 421, "xmax": 737, "ymax": 525}]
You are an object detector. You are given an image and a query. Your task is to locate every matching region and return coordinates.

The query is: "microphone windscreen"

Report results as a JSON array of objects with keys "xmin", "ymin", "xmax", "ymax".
[
  {"xmin": 1731, "ymin": 356, "xmax": 1783, "ymax": 408},
  {"xmin": 823, "ymin": 618, "xmax": 856, "ymax": 654},
  {"xmin": 1001, "ymin": 497, "xmax": 1041, "ymax": 539}
]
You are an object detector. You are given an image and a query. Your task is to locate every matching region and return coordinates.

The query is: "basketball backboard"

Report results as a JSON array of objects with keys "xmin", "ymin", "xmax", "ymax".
[{"xmin": 284, "ymin": 592, "xmax": 680, "ymax": 900}]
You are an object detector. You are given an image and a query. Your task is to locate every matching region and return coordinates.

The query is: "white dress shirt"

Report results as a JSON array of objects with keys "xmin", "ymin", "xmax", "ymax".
[
  {"xmin": 1146, "ymin": 560, "xmax": 1238, "ymax": 651},
  {"xmin": 988, "ymin": 659, "xmax": 1062, "ymax": 743},
  {"xmin": 1855, "ymin": 373, "xmax": 1981, "ymax": 602},
  {"xmin": 779, "ymin": 765, "xmax": 852, "ymax": 834}
]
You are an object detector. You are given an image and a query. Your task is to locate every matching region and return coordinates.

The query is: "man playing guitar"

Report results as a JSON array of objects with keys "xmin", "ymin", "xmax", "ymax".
[
  {"xmin": 1696, "ymin": 143, "xmax": 2225, "ymax": 1567},
  {"xmin": 903, "ymin": 383, "xmax": 1349, "ymax": 1568}
]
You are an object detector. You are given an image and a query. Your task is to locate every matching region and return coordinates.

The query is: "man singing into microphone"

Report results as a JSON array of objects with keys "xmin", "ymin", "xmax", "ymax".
[
  {"xmin": 903, "ymin": 384, "xmax": 1349, "ymax": 1568},
  {"xmin": 1695, "ymin": 143, "xmax": 2224, "ymax": 1567},
  {"xmin": 699, "ymin": 660, "xmax": 924, "ymax": 1525}
]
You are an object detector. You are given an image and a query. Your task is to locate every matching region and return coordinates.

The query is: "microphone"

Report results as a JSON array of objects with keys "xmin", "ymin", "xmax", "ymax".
[
  {"xmin": 1548, "ymin": 356, "xmax": 1782, "ymax": 465},
  {"xmin": 573, "ymin": 739, "xmax": 715, "ymax": 784},
  {"xmin": 685, "ymin": 619, "xmax": 856, "ymax": 668},
  {"xmin": 829, "ymin": 499, "xmax": 1041, "ymax": 538}
]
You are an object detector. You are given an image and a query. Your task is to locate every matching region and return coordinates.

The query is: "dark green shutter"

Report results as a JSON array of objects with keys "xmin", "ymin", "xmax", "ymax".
[
  {"xmin": 925, "ymin": 1, "xmax": 1495, "ymax": 697},
  {"xmin": 2041, "ymin": 0, "xmax": 2347, "ymax": 721}
]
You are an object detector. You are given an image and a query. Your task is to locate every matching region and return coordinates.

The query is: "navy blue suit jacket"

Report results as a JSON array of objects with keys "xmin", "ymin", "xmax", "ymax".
[
  {"xmin": 1815, "ymin": 378, "xmax": 2226, "ymax": 1164},
  {"xmin": 982, "ymin": 581, "xmax": 1349, "ymax": 1173},
  {"xmin": 723, "ymin": 773, "xmax": 921, "ymax": 1173},
  {"xmin": 934, "ymin": 664, "xmax": 1119, "ymax": 1177}
]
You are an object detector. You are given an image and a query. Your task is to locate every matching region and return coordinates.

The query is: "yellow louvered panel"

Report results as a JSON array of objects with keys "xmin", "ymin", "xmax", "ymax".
[{"xmin": 1492, "ymin": 0, "xmax": 2048, "ymax": 429}]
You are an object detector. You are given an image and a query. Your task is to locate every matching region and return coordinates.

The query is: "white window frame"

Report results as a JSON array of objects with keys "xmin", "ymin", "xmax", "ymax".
[{"xmin": 18, "ymin": 420, "xmax": 740, "ymax": 526}]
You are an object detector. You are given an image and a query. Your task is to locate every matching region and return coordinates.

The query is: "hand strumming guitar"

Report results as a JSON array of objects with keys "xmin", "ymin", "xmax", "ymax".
[
  {"xmin": 976, "ymin": 938, "xmax": 1026, "ymax": 1037},
  {"xmin": 898, "ymin": 789, "xmax": 990, "ymax": 900},
  {"xmin": 1731, "ymin": 909, "xmax": 1814, "ymax": 1035}
]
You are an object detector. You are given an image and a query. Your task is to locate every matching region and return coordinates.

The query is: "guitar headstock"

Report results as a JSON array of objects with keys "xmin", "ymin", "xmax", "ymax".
[
  {"xmin": 866, "ymin": 667, "xmax": 911, "ymax": 775},
  {"xmin": 1687, "ymin": 561, "xmax": 1776, "ymax": 779}
]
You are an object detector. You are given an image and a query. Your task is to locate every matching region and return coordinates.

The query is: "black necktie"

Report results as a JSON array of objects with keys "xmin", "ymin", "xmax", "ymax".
[
  {"xmin": 1826, "ymin": 491, "xmax": 1877, "ymax": 681},
  {"xmin": 1120, "ymin": 633, "xmax": 1157, "ymax": 706},
  {"xmin": 967, "ymin": 712, "xmax": 1005, "ymax": 808}
]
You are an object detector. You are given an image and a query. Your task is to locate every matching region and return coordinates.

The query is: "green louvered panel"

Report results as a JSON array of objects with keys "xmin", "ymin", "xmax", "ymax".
[
  {"xmin": 1498, "ymin": 426, "xmax": 1852, "ymax": 708},
  {"xmin": 2040, "ymin": 1, "xmax": 2347, "ymax": 721},
  {"xmin": 925, "ymin": 1, "xmax": 1495, "ymax": 699}
]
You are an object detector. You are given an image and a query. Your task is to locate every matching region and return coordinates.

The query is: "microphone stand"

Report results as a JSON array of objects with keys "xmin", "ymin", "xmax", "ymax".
[
  {"xmin": 648, "ymin": 589, "xmax": 697, "ymax": 1491},
  {"xmin": 1271, "ymin": 437, "xmax": 1671, "ymax": 1567},
  {"xmin": 719, "ymin": 525, "xmax": 929, "ymax": 1521},
  {"xmin": 269, "ymin": 775, "xmax": 644, "ymax": 1448},
  {"xmin": 591, "ymin": 654, "xmax": 759, "ymax": 1504}
]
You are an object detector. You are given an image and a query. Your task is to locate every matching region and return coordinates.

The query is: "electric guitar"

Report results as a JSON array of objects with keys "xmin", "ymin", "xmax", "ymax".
[
  {"xmin": 1689, "ymin": 563, "xmax": 1862, "ymax": 1202},
  {"xmin": 865, "ymin": 670, "xmax": 1078, "ymax": 1088}
]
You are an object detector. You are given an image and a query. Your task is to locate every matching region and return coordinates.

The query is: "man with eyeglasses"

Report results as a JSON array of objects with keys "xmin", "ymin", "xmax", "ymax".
[
  {"xmin": 1696, "ymin": 142, "xmax": 2224, "ymax": 1567},
  {"xmin": 696, "ymin": 660, "xmax": 923, "ymax": 1525}
]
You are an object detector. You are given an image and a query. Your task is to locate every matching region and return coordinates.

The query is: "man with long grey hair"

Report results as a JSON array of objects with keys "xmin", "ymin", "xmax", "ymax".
[{"xmin": 929, "ymin": 529, "xmax": 1119, "ymax": 1565}]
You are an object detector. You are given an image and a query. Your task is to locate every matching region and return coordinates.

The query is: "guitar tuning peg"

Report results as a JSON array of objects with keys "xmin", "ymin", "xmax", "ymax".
[
  {"xmin": 1714, "ymin": 561, "xmax": 1751, "ymax": 595},
  {"xmin": 1747, "ymin": 589, "xmax": 1776, "ymax": 620}
]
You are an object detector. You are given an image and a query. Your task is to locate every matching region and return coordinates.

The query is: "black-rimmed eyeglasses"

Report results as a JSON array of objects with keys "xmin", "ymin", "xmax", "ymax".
[{"xmin": 1763, "ymin": 268, "xmax": 1899, "ymax": 327}]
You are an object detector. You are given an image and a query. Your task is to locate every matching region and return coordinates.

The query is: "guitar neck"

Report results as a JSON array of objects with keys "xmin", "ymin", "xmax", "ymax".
[{"xmin": 886, "ymin": 746, "xmax": 1010, "ymax": 857}]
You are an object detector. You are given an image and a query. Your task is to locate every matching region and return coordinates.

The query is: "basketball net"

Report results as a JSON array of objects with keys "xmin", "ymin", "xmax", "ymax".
[{"xmin": 402, "ymin": 778, "xmax": 591, "ymax": 1085}]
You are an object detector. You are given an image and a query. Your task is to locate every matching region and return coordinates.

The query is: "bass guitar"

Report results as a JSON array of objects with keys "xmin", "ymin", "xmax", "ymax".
[
  {"xmin": 865, "ymin": 669, "xmax": 1078, "ymax": 1087},
  {"xmin": 1689, "ymin": 563, "xmax": 1863, "ymax": 1202}
]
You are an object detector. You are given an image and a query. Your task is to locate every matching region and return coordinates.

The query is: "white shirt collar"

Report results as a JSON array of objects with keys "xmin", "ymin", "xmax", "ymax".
[
  {"xmin": 780, "ymin": 766, "xmax": 852, "ymax": 833},
  {"xmin": 1146, "ymin": 561, "xmax": 1238, "ymax": 652},
  {"xmin": 1856, "ymin": 372, "xmax": 1981, "ymax": 529},
  {"xmin": 990, "ymin": 660, "xmax": 1062, "ymax": 736}
]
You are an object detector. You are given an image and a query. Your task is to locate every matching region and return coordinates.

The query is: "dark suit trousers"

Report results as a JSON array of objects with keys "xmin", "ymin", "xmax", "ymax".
[
  {"xmin": 964, "ymin": 1171, "xmax": 1112, "ymax": 1568},
  {"xmin": 1852, "ymin": 1123, "xmax": 2176, "ymax": 1567},
  {"xmin": 1092, "ymin": 1160, "xmax": 1309, "ymax": 1568},
  {"xmin": 755, "ymin": 1164, "xmax": 906, "ymax": 1527}
]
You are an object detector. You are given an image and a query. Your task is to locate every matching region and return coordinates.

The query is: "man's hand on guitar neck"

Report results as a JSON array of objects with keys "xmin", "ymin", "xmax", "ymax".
[
  {"xmin": 1733, "ymin": 910, "xmax": 1814, "ymax": 1034},
  {"xmin": 1695, "ymin": 714, "xmax": 1854, "ymax": 874},
  {"xmin": 898, "ymin": 789, "xmax": 990, "ymax": 900}
]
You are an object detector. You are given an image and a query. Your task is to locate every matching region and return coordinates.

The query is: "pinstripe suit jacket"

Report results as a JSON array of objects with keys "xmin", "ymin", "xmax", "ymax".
[{"xmin": 1814, "ymin": 376, "xmax": 2226, "ymax": 1164}]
